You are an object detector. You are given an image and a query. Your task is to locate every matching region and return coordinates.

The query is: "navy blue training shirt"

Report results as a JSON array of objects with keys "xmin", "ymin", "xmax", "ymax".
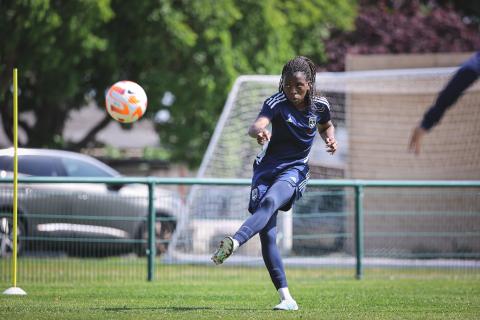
[
  {"xmin": 421, "ymin": 51, "xmax": 480, "ymax": 130},
  {"xmin": 253, "ymin": 92, "xmax": 331, "ymax": 177}
]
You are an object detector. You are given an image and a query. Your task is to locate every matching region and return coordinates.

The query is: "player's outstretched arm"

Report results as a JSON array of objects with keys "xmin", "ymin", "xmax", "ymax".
[
  {"xmin": 317, "ymin": 121, "xmax": 337, "ymax": 155},
  {"xmin": 248, "ymin": 116, "xmax": 271, "ymax": 145}
]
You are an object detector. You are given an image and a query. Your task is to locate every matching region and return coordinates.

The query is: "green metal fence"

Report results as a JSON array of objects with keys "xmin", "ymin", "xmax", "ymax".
[{"xmin": 1, "ymin": 177, "xmax": 479, "ymax": 284}]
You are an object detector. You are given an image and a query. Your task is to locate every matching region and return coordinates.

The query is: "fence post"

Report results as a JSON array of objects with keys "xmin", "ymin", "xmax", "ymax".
[
  {"xmin": 147, "ymin": 181, "xmax": 156, "ymax": 281},
  {"xmin": 355, "ymin": 185, "xmax": 364, "ymax": 280}
]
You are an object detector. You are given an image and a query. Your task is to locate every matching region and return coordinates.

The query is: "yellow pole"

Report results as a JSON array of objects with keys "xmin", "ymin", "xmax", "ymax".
[
  {"xmin": 12, "ymin": 68, "xmax": 19, "ymax": 287},
  {"xmin": 2, "ymin": 68, "xmax": 25, "ymax": 295}
]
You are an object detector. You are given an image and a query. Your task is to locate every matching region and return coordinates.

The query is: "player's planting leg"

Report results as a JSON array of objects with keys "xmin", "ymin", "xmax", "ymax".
[{"xmin": 259, "ymin": 214, "xmax": 298, "ymax": 311}]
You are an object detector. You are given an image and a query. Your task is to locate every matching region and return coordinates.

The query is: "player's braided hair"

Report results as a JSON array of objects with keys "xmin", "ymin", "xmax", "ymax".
[{"xmin": 278, "ymin": 56, "xmax": 317, "ymax": 108}]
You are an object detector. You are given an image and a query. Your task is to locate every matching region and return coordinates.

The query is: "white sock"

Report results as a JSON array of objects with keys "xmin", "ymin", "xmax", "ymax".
[
  {"xmin": 232, "ymin": 238, "xmax": 240, "ymax": 251},
  {"xmin": 278, "ymin": 287, "xmax": 294, "ymax": 301}
]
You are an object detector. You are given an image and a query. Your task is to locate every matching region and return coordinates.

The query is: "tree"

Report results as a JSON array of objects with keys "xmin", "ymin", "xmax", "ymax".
[
  {"xmin": 101, "ymin": 0, "xmax": 357, "ymax": 166},
  {"xmin": 0, "ymin": 0, "xmax": 113, "ymax": 147},
  {"xmin": 0, "ymin": 0, "xmax": 357, "ymax": 167}
]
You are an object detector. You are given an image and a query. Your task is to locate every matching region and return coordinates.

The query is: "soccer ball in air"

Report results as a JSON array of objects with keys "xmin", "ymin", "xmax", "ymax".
[{"xmin": 105, "ymin": 80, "xmax": 148, "ymax": 123}]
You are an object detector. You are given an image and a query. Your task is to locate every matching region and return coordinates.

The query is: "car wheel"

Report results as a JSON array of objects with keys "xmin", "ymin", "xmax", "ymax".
[
  {"xmin": 136, "ymin": 214, "xmax": 176, "ymax": 256},
  {"xmin": 0, "ymin": 214, "xmax": 26, "ymax": 258}
]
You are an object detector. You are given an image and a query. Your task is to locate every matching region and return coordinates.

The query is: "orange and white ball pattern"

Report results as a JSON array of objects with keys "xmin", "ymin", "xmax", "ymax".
[{"xmin": 105, "ymin": 80, "xmax": 147, "ymax": 123}]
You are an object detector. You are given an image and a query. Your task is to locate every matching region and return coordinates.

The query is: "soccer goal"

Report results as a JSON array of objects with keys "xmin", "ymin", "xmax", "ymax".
[{"xmin": 166, "ymin": 67, "xmax": 480, "ymax": 269}]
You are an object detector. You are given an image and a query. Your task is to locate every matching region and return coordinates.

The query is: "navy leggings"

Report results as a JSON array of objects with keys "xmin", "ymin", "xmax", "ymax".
[{"xmin": 233, "ymin": 180, "xmax": 295, "ymax": 289}]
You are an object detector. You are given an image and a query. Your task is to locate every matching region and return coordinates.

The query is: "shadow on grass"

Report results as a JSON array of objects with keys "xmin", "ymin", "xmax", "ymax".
[
  {"xmin": 100, "ymin": 306, "xmax": 266, "ymax": 312},
  {"xmin": 103, "ymin": 306, "xmax": 213, "ymax": 312},
  {"xmin": 222, "ymin": 307, "xmax": 270, "ymax": 311}
]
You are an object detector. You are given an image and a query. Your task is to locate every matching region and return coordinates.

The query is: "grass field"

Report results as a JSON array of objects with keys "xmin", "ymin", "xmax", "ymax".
[{"xmin": 1, "ymin": 261, "xmax": 480, "ymax": 319}]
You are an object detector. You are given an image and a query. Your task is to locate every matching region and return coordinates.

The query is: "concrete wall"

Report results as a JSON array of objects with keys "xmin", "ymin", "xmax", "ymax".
[{"xmin": 346, "ymin": 52, "xmax": 475, "ymax": 71}]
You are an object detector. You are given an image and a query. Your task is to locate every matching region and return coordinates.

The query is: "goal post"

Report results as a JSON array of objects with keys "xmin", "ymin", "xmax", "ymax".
[{"xmin": 166, "ymin": 67, "xmax": 480, "ymax": 266}]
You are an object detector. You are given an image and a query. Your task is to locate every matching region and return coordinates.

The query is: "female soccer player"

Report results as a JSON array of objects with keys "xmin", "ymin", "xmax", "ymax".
[{"xmin": 211, "ymin": 56, "xmax": 337, "ymax": 311}]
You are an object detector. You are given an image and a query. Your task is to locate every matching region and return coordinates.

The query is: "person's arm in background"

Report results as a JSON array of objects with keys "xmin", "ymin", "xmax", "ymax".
[{"xmin": 409, "ymin": 52, "xmax": 480, "ymax": 154}]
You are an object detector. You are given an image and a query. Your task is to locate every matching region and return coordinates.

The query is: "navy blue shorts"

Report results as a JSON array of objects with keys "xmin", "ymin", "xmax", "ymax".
[{"xmin": 248, "ymin": 167, "xmax": 309, "ymax": 213}]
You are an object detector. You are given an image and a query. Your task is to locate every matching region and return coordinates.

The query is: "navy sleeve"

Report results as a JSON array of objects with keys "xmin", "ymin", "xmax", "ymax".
[
  {"xmin": 421, "ymin": 52, "xmax": 480, "ymax": 130},
  {"xmin": 258, "ymin": 99, "xmax": 277, "ymax": 120}
]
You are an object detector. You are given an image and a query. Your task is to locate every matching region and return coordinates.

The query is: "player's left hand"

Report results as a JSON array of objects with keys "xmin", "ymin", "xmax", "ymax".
[{"xmin": 325, "ymin": 137, "xmax": 337, "ymax": 155}]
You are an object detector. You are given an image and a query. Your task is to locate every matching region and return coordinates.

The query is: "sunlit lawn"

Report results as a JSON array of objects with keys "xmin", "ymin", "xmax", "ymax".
[{"xmin": 1, "ymin": 259, "xmax": 479, "ymax": 319}]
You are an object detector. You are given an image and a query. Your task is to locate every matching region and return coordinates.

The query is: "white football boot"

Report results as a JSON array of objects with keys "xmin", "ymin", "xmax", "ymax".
[
  {"xmin": 211, "ymin": 236, "xmax": 234, "ymax": 265},
  {"xmin": 273, "ymin": 299, "xmax": 299, "ymax": 311}
]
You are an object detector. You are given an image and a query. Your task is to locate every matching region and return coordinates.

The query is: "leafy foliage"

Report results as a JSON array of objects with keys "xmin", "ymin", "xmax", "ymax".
[
  {"xmin": 323, "ymin": 0, "xmax": 480, "ymax": 71},
  {"xmin": 100, "ymin": 0, "xmax": 357, "ymax": 166},
  {"xmin": 1, "ymin": 0, "xmax": 357, "ymax": 167},
  {"xmin": 2, "ymin": 1, "xmax": 479, "ymax": 167},
  {"xmin": 0, "ymin": 0, "xmax": 113, "ymax": 146}
]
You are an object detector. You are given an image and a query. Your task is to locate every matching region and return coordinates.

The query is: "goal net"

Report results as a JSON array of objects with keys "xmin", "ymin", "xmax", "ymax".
[{"xmin": 166, "ymin": 67, "xmax": 480, "ymax": 269}]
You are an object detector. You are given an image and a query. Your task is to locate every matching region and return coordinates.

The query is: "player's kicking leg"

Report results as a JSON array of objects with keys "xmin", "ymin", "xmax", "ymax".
[{"xmin": 211, "ymin": 236, "xmax": 238, "ymax": 265}]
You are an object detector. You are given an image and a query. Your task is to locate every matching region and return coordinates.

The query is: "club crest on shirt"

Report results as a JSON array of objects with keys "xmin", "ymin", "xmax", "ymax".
[
  {"xmin": 308, "ymin": 116, "xmax": 316, "ymax": 128},
  {"xmin": 286, "ymin": 114, "xmax": 294, "ymax": 123},
  {"xmin": 251, "ymin": 188, "xmax": 259, "ymax": 201}
]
